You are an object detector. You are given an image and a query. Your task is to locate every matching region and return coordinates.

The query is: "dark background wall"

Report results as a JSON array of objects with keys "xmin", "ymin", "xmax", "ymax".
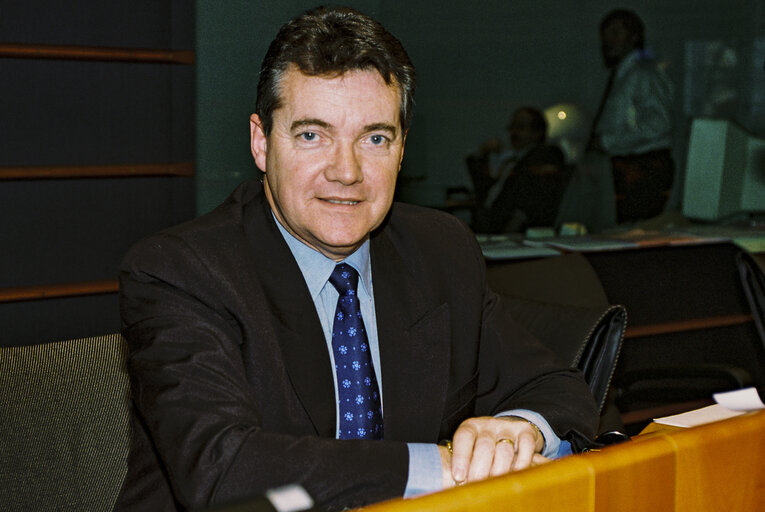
[
  {"xmin": 1, "ymin": 1, "xmax": 195, "ymax": 345},
  {"xmin": 195, "ymin": 0, "xmax": 765, "ymax": 217}
]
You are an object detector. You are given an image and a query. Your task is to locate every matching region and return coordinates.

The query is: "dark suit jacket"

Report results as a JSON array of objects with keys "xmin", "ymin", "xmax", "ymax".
[
  {"xmin": 115, "ymin": 180, "xmax": 597, "ymax": 511},
  {"xmin": 468, "ymin": 144, "xmax": 569, "ymax": 233}
]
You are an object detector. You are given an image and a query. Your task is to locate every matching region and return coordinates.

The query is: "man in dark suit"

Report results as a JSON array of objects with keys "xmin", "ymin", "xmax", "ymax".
[
  {"xmin": 468, "ymin": 107, "xmax": 569, "ymax": 233},
  {"xmin": 116, "ymin": 6, "xmax": 598, "ymax": 511}
]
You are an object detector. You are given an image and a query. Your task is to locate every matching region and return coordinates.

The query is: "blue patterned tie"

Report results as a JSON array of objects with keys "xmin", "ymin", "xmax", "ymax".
[{"xmin": 329, "ymin": 263, "xmax": 383, "ymax": 440}]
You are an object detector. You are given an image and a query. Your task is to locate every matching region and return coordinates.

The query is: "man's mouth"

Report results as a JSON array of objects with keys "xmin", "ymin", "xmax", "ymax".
[{"xmin": 325, "ymin": 199, "xmax": 359, "ymax": 205}]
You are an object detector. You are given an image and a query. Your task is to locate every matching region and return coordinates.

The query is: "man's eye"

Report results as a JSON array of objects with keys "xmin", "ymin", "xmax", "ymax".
[
  {"xmin": 369, "ymin": 134, "xmax": 388, "ymax": 145},
  {"xmin": 300, "ymin": 132, "xmax": 317, "ymax": 141}
]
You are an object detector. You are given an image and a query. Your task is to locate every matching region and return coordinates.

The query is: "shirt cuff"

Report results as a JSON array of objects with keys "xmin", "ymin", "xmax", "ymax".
[
  {"xmin": 495, "ymin": 409, "xmax": 561, "ymax": 459},
  {"xmin": 404, "ymin": 443, "xmax": 443, "ymax": 498}
]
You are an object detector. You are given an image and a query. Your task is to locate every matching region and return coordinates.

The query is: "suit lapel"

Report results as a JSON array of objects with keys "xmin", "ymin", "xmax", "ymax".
[
  {"xmin": 242, "ymin": 189, "xmax": 336, "ymax": 437},
  {"xmin": 371, "ymin": 228, "xmax": 451, "ymax": 442},
  {"xmin": 238, "ymin": 184, "xmax": 452, "ymax": 442}
]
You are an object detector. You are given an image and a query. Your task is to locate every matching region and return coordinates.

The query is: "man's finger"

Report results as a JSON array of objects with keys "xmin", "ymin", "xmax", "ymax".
[
  {"xmin": 489, "ymin": 438, "xmax": 515, "ymax": 477},
  {"xmin": 466, "ymin": 432, "xmax": 496, "ymax": 481},
  {"xmin": 510, "ymin": 430, "xmax": 537, "ymax": 471},
  {"xmin": 450, "ymin": 426, "xmax": 477, "ymax": 483}
]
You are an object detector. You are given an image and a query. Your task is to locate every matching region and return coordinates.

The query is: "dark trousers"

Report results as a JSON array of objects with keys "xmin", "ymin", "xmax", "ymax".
[{"xmin": 611, "ymin": 148, "xmax": 674, "ymax": 224}]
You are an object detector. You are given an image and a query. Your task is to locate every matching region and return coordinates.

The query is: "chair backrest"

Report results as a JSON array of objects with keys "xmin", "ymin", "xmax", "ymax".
[
  {"xmin": 737, "ymin": 251, "xmax": 765, "ymax": 352},
  {"xmin": 0, "ymin": 333, "xmax": 130, "ymax": 511},
  {"xmin": 486, "ymin": 252, "xmax": 610, "ymax": 309},
  {"xmin": 502, "ymin": 295, "xmax": 627, "ymax": 413},
  {"xmin": 487, "ymin": 253, "xmax": 627, "ymax": 413}
]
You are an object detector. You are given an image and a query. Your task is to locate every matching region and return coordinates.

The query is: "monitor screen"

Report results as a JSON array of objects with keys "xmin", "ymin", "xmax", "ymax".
[{"xmin": 682, "ymin": 118, "xmax": 765, "ymax": 221}]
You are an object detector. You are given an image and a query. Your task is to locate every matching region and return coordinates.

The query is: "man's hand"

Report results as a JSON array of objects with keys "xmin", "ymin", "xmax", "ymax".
[{"xmin": 448, "ymin": 416, "xmax": 549, "ymax": 485}]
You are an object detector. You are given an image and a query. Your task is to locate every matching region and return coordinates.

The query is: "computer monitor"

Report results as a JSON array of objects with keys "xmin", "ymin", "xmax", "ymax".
[{"xmin": 682, "ymin": 118, "xmax": 765, "ymax": 221}]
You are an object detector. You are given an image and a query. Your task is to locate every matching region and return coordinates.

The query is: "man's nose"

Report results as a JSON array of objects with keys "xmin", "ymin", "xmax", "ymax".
[{"xmin": 326, "ymin": 142, "xmax": 363, "ymax": 184}]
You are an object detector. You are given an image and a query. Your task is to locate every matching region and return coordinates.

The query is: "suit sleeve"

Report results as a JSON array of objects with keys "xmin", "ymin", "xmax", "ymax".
[
  {"xmin": 476, "ymin": 288, "xmax": 599, "ymax": 449},
  {"xmin": 451, "ymin": 222, "xmax": 599, "ymax": 449},
  {"xmin": 119, "ymin": 233, "xmax": 408, "ymax": 511}
]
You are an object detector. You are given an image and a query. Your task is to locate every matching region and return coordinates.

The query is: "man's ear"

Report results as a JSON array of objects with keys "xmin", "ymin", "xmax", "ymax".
[
  {"xmin": 398, "ymin": 131, "xmax": 407, "ymax": 172},
  {"xmin": 250, "ymin": 113, "xmax": 267, "ymax": 173}
]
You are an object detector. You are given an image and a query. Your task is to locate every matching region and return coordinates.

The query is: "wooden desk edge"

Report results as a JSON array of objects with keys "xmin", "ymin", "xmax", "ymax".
[{"xmin": 361, "ymin": 410, "xmax": 765, "ymax": 511}]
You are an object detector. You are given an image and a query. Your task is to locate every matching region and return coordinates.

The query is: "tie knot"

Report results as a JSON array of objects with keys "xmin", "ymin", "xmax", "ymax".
[{"xmin": 329, "ymin": 263, "xmax": 359, "ymax": 296}]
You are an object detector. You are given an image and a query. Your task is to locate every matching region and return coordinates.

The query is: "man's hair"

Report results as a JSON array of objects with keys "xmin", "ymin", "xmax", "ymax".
[
  {"xmin": 508, "ymin": 106, "xmax": 548, "ymax": 143},
  {"xmin": 519, "ymin": 107, "xmax": 547, "ymax": 137},
  {"xmin": 255, "ymin": 6, "xmax": 416, "ymax": 136},
  {"xmin": 600, "ymin": 9, "xmax": 645, "ymax": 50}
]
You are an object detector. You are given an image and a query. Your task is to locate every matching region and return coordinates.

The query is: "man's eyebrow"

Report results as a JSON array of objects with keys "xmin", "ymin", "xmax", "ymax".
[
  {"xmin": 364, "ymin": 123, "xmax": 398, "ymax": 137},
  {"xmin": 290, "ymin": 118, "xmax": 332, "ymax": 131}
]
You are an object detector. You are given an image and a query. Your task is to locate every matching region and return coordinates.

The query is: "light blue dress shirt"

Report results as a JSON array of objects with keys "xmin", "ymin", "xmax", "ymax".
[
  {"xmin": 596, "ymin": 49, "xmax": 674, "ymax": 156},
  {"xmin": 273, "ymin": 218, "xmax": 570, "ymax": 497}
]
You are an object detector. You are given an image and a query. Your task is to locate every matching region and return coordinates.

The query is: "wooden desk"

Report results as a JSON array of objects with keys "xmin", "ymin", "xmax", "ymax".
[{"xmin": 363, "ymin": 410, "xmax": 765, "ymax": 511}]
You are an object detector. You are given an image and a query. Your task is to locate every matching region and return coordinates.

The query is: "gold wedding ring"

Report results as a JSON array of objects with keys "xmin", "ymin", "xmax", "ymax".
[{"xmin": 496, "ymin": 438, "xmax": 514, "ymax": 446}]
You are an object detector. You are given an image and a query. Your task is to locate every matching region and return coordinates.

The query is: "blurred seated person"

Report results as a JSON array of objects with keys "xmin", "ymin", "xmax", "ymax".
[{"xmin": 467, "ymin": 107, "xmax": 568, "ymax": 233}]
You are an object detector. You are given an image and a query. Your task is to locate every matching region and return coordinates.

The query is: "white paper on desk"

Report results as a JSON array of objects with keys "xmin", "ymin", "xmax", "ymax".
[
  {"xmin": 713, "ymin": 387, "xmax": 765, "ymax": 411},
  {"xmin": 653, "ymin": 404, "xmax": 744, "ymax": 428}
]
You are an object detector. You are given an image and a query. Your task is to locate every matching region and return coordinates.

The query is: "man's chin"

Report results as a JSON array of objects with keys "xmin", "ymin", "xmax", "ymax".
[{"xmin": 312, "ymin": 233, "xmax": 369, "ymax": 261}]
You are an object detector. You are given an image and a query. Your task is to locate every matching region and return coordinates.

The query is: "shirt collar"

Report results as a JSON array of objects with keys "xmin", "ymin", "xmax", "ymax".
[{"xmin": 272, "ymin": 213, "xmax": 372, "ymax": 300}]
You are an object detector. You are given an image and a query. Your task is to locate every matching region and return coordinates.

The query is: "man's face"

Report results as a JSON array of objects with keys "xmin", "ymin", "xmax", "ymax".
[
  {"xmin": 507, "ymin": 110, "xmax": 543, "ymax": 151},
  {"xmin": 250, "ymin": 66, "xmax": 405, "ymax": 261},
  {"xmin": 600, "ymin": 20, "xmax": 639, "ymax": 68}
]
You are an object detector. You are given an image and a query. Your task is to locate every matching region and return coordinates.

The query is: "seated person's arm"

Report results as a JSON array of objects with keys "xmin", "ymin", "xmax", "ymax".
[
  {"xmin": 466, "ymin": 137, "xmax": 503, "ymax": 203},
  {"xmin": 406, "ymin": 410, "xmax": 565, "ymax": 495},
  {"xmin": 406, "ymin": 281, "xmax": 597, "ymax": 492},
  {"xmin": 446, "ymin": 269, "xmax": 598, "ymax": 484}
]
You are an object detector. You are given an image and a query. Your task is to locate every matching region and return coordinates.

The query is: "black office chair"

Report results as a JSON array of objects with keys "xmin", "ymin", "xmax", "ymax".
[
  {"xmin": 486, "ymin": 253, "xmax": 627, "ymax": 435},
  {"xmin": 611, "ymin": 249, "xmax": 762, "ymax": 428},
  {"xmin": 501, "ymin": 295, "xmax": 626, "ymax": 414}
]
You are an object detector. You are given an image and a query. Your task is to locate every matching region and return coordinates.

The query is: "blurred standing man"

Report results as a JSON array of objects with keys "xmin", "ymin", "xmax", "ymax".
[
  {"xmin": 115, "ymin": 6, "xmax": 597, "ymax": 511},
  {"xmin": 588, "ymin": 9, "xmax": 675, "ymax": 224}
]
